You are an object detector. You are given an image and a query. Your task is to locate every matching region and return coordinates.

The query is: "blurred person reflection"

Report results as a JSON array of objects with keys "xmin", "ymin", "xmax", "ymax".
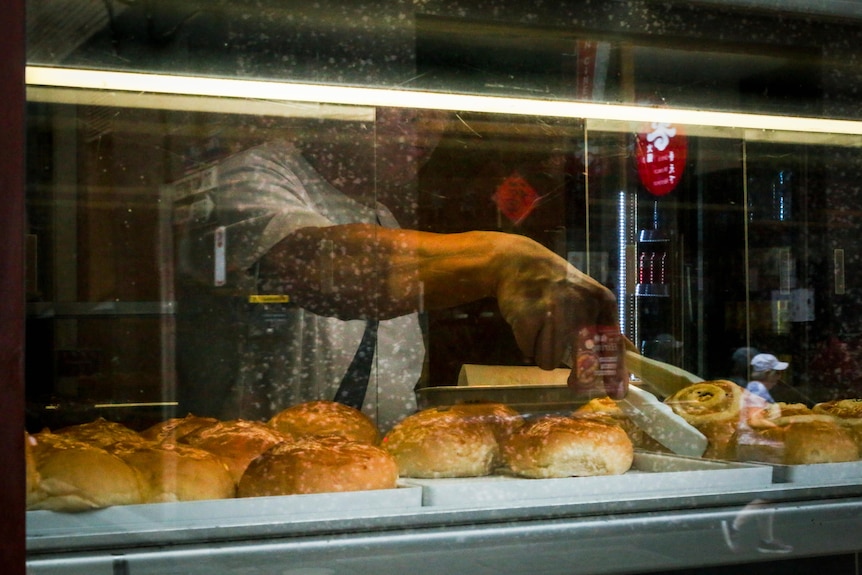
[
  {"xmin": 729, "ymin": 346, "xmax": 759, "ymax": 387},
  {"xmin": 746, "ymin": 353, "xmax": 788, "ymax": 403},
  {"xmin": 174, "ymin": 108, "xmax": 625, "ymax": 431},
  {"xmin": 721, "ymin": 499, "xmax": 793, "ymax": 554}
]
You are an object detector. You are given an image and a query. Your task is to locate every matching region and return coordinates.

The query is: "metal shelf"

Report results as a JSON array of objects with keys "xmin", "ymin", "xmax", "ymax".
[{"xmin": 27, "ymin": 301, "xmax": 176, "ymax": 318}]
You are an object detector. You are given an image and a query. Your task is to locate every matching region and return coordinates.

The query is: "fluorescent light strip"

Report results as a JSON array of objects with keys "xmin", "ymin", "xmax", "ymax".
[
  {"xmin": 27, "ymin": 86, "xmax": 375, "ymax": 121},
  {"xmin": 26, "ymin": 66, "xmax": 862, "ymax": 139}
]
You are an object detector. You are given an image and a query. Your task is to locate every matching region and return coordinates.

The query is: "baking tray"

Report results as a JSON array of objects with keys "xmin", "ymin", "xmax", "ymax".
[
  {"xmin": 767, "ymin": 460, "xmax": 862, "ymax": 486},
  {"xmin": 416, "ymin": 384, "xmax": 587, "ymax": 413},
  {"xmin": 27, "ymin": 486, "xmax": 423, "ymax": 543},
  {"xmin": 401, "ymin": 451, "xmax": 773, "ymax": 508}
]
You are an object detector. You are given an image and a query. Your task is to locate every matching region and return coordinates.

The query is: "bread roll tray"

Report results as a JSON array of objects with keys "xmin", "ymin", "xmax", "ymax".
[
  {"xmin": 26, "ymin": 485, "xmax": 424, "ymax": 545},
  {"xmin": 401, "ymin": 451, "xmax": 774, "ymax": 508},
  {"xmin": 28, "ymin": 452, "xmax": 771, "ymax": 545}
]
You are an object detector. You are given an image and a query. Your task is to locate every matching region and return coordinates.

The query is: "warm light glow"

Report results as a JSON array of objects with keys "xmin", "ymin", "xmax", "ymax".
[
  {"xmin": 26, "ymin": 66, "xmax": 862, "ymax": 145},
  {"xmin": 93, "ymin": 402, "xmax": 179, "ymax": 409}
]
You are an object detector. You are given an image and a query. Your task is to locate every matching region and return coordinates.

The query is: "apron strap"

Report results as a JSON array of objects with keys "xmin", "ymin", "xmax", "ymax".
[{"xmin": 334, "ymin": 319, "xmax": 379, "ymax": 409}]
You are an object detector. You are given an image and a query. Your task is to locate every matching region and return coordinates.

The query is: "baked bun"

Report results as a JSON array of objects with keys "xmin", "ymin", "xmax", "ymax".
[
  {"xmin": 25, "ymin": 432, "xmax": 41, "ymax": 508},
  {"xmin": 782, "ymin": 419, "xmax": 858, "ymax": 464},
  {"xmin": 140, "ymin": 414, "xmax": 219, "ymax": 443},
  {"xmin": 107, "ymin": 440, "xmax": 235, "ymax": 503},
  {"xmin": 502, "ymin": 416, "xmax": 633, "ymax": 478},
  {"xmin": 448, "ymin": 402, "xmax": 524, "ymax": 446},
  {"xmin": 572, "ymin": 397, "xmax": 666, "ymax": 452},
  {"xmin": 54, "ymin": 417, "xmax": 144, "ymax": 448},
  {"xmin": 735, "ymin": 406, "xmax": 859, "ymax": 464},
  {"xmin": 269, "ymin": 400, "xmax": 380, "ymax": 445},
  {"xmin": 773, "ymin": 402, "xmax": 814, "ymax": 418},
  {"xmin": 813, "ymin": 398, "xmax": 862, "ymax": 419},
  {"xmin": 664, "ymin": 380, "xmax": 746, "ymax": 459},
  {"xmin": 181, "ymin": 419, "xmax": 291, "ymax": 484},
  {"xmin": 28, "ymin": 431, "xmax": 145, "ymax": 512},
  {"xmin": 237, "ymin": 436, "xmax": 398, "ymax": 497},
  {"xmin": 813, "ymin": 399, "xmax": 862, "ymax": 451},
  {"xmin": 382, "ymin": 407, "xmax": 499, "ymax": 478}
]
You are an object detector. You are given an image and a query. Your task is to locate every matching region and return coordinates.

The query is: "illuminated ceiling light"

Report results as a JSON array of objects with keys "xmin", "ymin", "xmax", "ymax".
[{"xmin": 25, "ymin": 66, "xmax": 862, "ymax": 145}]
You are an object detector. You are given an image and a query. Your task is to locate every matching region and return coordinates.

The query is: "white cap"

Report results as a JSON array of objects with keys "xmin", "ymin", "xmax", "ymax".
[{"xmin": 751, "ymin": 353, "xmax": 789, "ymax": 372}]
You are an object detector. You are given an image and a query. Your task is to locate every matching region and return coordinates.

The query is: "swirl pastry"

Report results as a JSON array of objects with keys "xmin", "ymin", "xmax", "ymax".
[{"xmin": 664, "ymin": 380, "xmax": 745, "ymax": 459}]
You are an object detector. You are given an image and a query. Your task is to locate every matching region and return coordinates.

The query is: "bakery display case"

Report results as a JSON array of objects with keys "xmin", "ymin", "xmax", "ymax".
[{"xmin": 9, "ymin": 1, "xmax": 862, "ymax": 574}]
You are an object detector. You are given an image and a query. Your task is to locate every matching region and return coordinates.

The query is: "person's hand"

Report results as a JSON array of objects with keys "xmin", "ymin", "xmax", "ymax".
[{"xmin": 493, "ymin": 235, "xmax": 626, "ymax": 398}]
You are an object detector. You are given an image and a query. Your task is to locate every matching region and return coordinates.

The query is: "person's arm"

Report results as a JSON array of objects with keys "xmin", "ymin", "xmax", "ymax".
[{"xmin": 258, "ymin": 223, "xmax": 618, "ymax": 371}]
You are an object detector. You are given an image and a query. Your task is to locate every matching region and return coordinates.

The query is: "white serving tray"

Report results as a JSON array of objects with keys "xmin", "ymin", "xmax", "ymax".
[
  {"xmin": 768, "ymin": 459, "xmax": 862, "ymax": 486},
  {"xmin": 401, "ymin": 452, "xmax": 773, "ymax": 508},
  {"xmin": 27, "ymin": 486, "xmax": 423, "ymax": 542}
]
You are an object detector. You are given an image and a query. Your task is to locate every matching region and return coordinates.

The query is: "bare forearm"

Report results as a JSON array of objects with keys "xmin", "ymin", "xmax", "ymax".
[
  {"xmin": 259, "ymin": 224, "xmax": 516, "ymax": 319},
  {"xmin": 260, "ymin": 222, "xmax": 622, "ymax": 379}
]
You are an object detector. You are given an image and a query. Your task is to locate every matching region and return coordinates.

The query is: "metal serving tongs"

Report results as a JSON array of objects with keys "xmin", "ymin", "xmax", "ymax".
[{"xmin": 615, "ymin": 346, "xmax": 708, "ymax": 457}]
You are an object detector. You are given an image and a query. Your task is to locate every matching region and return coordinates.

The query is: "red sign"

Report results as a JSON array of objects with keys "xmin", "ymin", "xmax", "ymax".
[
  {"xmin": 635, "ymin": 123, "xmax": 687, "ymax": 196},
  {"xmin": 493, "ymin": 172, "xmax": 539, "ymax": 224}
]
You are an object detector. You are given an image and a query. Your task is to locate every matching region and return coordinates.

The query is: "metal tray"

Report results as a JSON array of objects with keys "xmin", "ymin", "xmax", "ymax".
[
  {"xmin": 416, "ymin": 384, "xmax": 587, "ymax": 414},
  {"xmin": 768, "ymin": 459, "xmax": 862, "ymax": 485},
  {"xmin": 401, "ymin": 451, "xmax": 773, "ymax": 508},
  {"xmin": 27, "ymin": 486, "xmax": 423, "ymax": 546}
]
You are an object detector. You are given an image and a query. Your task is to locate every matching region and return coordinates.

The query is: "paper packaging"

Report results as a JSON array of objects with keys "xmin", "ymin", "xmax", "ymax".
[{"xmin": 457, "ymin": 365, "xmax": 570, "ymax": 387}]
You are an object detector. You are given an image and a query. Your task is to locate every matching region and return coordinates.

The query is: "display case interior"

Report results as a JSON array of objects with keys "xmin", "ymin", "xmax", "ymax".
[{"xmin": 19, "ymin": 2, "xmax": 862, "ymax": 574}]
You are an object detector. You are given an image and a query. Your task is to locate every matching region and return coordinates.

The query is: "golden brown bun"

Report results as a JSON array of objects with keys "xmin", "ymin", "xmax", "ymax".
[
  {"xmin": 28, "ymin": 431, "xmax": 145, "ymax": 512},
  {"xmin": 181, "ymin": 419, "xmax": 291, "ymax": 484},
  {"xmin": 735, "ymin": 409, "xmax": 859, "ymax": 464},
  {"xmin": 774, "ymin": 402, "xmax": 814, "ymax": 417},
  {"xmin": 25, "ymin": 432, "xmax": 41, "ymax": 508},
  {"xmin": 107, "ymin": 440, "xmax": 235, "ymax": 503},
  {"xmin": 502, "ymin": 416, "xmax": 633, "ymax": 478},
  {"xmin": 237, "ymin": 436, "xmax": 398, "ymax": 497},
  {"xmin": 664, "ymin": 380, "xmax": 747, "ymax": 459},
  {"xmin": 813, "ymin": 398, "xmax": 862, "ymax": 419},
  {"xmin": 382, "ymin": 407, "xmax": 499, "ymax": 478},
  {"xmin": 268, "ymin": 400, "xmax": 380, "ymax": 445},
  {"xmin": 746, "ymin": 402, "xmax": 818, "ymax": 429},
  {"xmin": 140, "ymin": 414, "xmax": 220, "ymax": 443},
  {"xmin": 447, "ymin": 402, "xmax": 524, "ymax": 447},
  {"xmin": 782, "ymin": 420, "xmax": 858, "ymax": 464},
  {"xmin": 813, "ymin": 399, "xmax": 862, "ymax": 450},
  {"xmin": 54, "ymin": 417, "xmax": 144, "ymax": 448},
  {"xmin": 572, "ymin": 397, "xmax": 667, "ymax": 453}
]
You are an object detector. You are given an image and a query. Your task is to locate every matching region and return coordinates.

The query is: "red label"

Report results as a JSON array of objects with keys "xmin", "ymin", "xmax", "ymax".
[
  {"xmin": 493, "ymin": 172, "xmax": 538, "ymax": 224},
  {"xmin": 635, "ymin": 123, "xmax": 687, "ymax": 196}
]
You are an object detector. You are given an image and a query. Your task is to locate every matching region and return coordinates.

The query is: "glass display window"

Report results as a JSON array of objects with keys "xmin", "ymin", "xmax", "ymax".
[{"xmin": 13, "ymin": 2, "xmax": 862, "ymax": 574}]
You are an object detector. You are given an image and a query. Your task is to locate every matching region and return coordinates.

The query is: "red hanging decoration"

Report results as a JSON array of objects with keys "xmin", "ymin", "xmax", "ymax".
[
  {"xmin": 635, "ymin": 123, "xmax": 688, "ymax": 196},
  {"xmin": 493, "ymin": 172, "xmax": 539, "ymax": 223}
]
